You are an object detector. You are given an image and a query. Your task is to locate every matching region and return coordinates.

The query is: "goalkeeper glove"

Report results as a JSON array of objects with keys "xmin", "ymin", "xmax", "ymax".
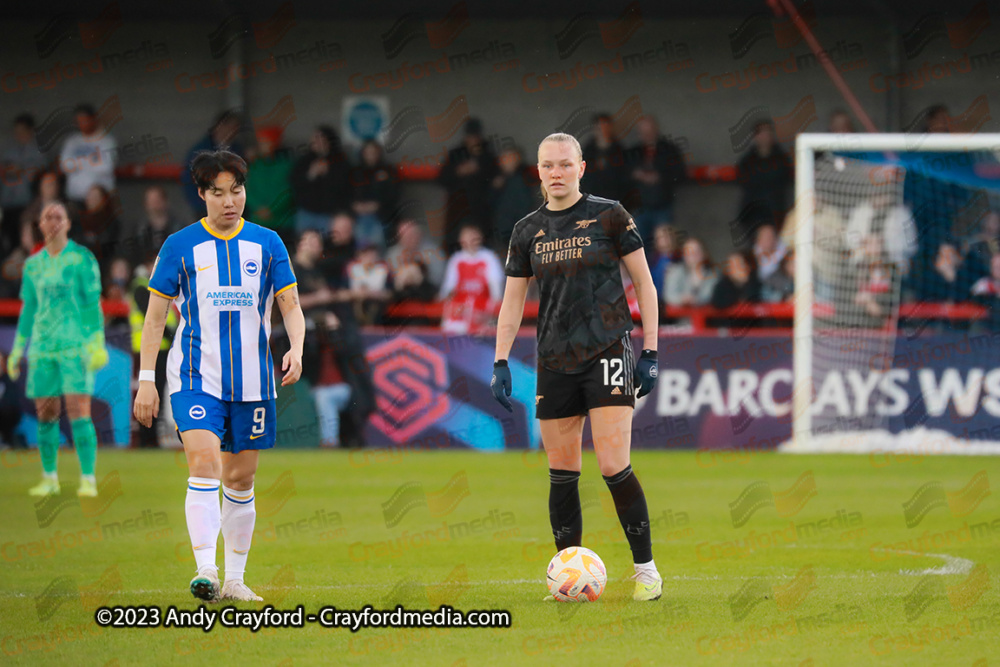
[
  {"xmin": 491, "ymin": 360, "xmax": 513, "ymax": 413},
  {"xmin": 85, "ymin": 334, "xmax": 109, "ymax": 372},
  {"xmin": 7, "ymin": 335, "xmax": 25, "ymax": 382},
  {"xmin": 634, "ymin": 349, "xmax": 658, "ymax": 399}
]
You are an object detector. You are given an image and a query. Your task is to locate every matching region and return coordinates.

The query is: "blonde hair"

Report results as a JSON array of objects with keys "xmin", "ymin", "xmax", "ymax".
[{"xmin": 537, "ymin": 132, "xmax": 583, "ymax": 202}]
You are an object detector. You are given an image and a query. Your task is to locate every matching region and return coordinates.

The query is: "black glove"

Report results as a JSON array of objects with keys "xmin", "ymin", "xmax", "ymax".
[
  {"xmin": 634, "ymin": 349, "xmax": 658, "ymax": 399},
  {"xmin": 491, "ymin": 360, "xmax": 513, "ymax": 412}
]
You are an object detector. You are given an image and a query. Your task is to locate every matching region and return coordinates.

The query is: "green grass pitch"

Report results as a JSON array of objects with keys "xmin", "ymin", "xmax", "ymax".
[{"xmin": 1, "ymin": 448, "xmax": 998, "ymax": 666}]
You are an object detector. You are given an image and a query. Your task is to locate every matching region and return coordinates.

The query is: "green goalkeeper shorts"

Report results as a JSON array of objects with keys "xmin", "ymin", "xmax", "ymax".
[{"xmin": 26, "ymin": 355, "xmax": 95, "ymax": 399}]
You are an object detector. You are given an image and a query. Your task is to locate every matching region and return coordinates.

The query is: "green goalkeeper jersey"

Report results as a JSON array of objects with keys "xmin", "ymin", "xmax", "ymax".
[{"xmin": 17, "ymin": 240, "xmax": 103, "ymax": 359}]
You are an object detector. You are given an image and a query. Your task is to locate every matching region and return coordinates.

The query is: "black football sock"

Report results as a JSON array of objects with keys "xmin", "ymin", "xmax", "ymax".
[
  {"xmin": 548, "ymin": 469, "xmax": 582, "ymax": 551},
  {"xmin": 603, "ymin": 465, "xmax": 653, "ymax": 564}
]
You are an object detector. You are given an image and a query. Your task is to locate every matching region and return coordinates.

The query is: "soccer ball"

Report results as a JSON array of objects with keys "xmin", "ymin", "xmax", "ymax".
[{"xmin": 546, "ymin": 547, "xmax": 607, "ymax": 602}]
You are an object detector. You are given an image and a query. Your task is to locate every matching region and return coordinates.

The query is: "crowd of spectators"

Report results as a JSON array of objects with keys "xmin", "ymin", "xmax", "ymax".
[{"xmin": 1, "ymin": 100, "xmax": 999, "ymax": 442}]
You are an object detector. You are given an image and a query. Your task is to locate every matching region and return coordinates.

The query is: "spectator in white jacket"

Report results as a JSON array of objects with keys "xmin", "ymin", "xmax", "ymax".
[
  {"xmin": 846, "ymin": 192, "xmax": 917, "ymax": 274},
  {"xmin": 58, "ymin": 103, "xmax": 117, "ymax": 205},
  {"xmin": 753, "ymin": 223, "xmax": 788, "ymax": 281}
]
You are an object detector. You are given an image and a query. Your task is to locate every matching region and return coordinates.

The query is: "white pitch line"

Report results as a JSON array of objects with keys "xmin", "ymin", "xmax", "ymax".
[
  {"xmin": 783, "ymin": 542, "xmax": 974, "ymax": 576},
  {"xmin": 0, "ymin": 569, "xmax": 950, "ymax": 600},
  {"xmin": 0, "ymin": 548, "xmax": 977, "ymax": 600},
  {"xmin": 887, "ymin": 551, "xmax": 975, "ymax": 576}
]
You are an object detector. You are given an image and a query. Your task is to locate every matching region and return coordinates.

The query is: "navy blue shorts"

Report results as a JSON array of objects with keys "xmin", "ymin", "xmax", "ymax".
[{"xmin": 171, "ymin": 390, "xmax": 277, "ymax": 453}]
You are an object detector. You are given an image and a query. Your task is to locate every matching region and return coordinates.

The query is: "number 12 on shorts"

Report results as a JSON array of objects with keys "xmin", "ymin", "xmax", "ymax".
[{"xmin": 600, "ymin": 359, "xmax": 624, "ymax": 387}]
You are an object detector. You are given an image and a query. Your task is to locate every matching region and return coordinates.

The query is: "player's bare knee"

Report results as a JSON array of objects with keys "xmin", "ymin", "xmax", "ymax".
[
  {"xmin": 186, "ymin": 452, "xmax": 221, "ymax": 479},
  {"xmin": 222, "ymin": 471, "xmax": 254, "ymax": 490},
  {"xmin": 35, "ymin": 398, "xmax": 60, "ymax": 422},
  {"xmin": 596, "ymin": 456, "xmax": 630, "ymax": 477},
  {"xmin": 38, "ymin": 409, "xmax": 60, "ymax": 423},
  {"xmin": 546, "ymin": 452, "xmax": 581, "ymax": 472},
  {"xmin": 65, "ymin": 401, "xmax": 90, "ymax": 421}
]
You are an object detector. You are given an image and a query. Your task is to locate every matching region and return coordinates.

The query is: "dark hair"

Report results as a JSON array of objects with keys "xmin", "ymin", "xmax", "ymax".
[
  {"xmin": 316, "ymin": 125, "xmax": 342, "ymax": 156},
  {"xmin": 190, "ymin": 150, "xmax": 248, "ymax": 192},
  {"xmin": 13, "ymin": 113, "xmax": 34, "ymax": 129},
  {"xmin": 74, "ymin": 103, "xmax": 97, "ymax": 117},
  {"xmin": 464, "ymin": 117, "xmax": 484, "ymax": 136},
  {"xmin": 728, "ymin": 249, "xmax": 758, "ymax": 277},
  {"xmin": 926, "ymin": 104, "xmax": 949, "ymax": 118}
]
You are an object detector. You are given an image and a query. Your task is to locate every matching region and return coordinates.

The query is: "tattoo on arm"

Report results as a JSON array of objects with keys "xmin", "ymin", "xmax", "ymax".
[{"xmin": 279, "ymin": 289, "xmax": 299, "ymax": 307}]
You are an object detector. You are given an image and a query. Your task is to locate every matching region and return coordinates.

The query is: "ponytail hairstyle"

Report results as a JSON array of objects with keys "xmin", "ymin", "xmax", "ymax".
[{"xmin": 537, "ymin": 132, "xmax": 583, "ymax": 202}]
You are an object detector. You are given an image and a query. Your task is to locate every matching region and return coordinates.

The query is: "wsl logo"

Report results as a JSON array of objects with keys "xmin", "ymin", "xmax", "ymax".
[
  {"xmin": 189, "ymin": 405, "xmax": 207, "ymax": 420},
  {"xmin": 242, "ymin": 258, "xmax": 261, "ymax": 277}
]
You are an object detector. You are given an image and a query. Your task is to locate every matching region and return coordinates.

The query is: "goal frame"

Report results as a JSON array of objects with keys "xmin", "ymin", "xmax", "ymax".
[{"xmin": 792, "ymin": 133, "xmax": 1000, "ymax": 446}]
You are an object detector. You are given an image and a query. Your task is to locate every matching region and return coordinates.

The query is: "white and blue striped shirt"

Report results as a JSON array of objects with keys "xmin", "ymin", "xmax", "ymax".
[{"xmin": 149, "ymin": 218, "xmax": 297, "ymax": 402}]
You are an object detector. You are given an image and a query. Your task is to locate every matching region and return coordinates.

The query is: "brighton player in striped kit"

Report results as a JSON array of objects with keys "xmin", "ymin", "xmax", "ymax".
[{"xmin": 133, "ymin": 150, "xmax": 305, "ymax": 602}]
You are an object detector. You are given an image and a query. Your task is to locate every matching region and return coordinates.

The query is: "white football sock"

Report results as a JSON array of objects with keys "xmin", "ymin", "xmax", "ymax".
[
  {"xmin": 635, "ymin": 559, "xmax": 658, "ymax": 575},
  {"xmin": 221, "ymin": 485, "xmax": 256, "ymax": 582},
  {"xmin": 185, "ymin": 477, "xmax": 221, "ymax": 572}
]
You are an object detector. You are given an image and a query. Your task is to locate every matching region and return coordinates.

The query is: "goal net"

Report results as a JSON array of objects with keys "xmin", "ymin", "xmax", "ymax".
[{"xmin": 783, "ymin": 133, "xmax": 1000, "ymax": 455}]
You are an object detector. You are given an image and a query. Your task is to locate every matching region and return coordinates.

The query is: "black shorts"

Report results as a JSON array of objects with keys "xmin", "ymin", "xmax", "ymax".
[{"xmin": 535, "ymin": 335, "xmax": 636, "ymax": 419}]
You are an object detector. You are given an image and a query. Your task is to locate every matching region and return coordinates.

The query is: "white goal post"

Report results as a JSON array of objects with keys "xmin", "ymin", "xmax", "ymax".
[{"xmin": 789, "ymin": 133, "xmax": 1000, "ymax": 455}]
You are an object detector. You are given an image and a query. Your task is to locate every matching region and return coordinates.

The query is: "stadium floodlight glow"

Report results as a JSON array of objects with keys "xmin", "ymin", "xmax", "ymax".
[{"xmin": 789, "ymin": 133, "xmax": 1000, "ymax": 455}]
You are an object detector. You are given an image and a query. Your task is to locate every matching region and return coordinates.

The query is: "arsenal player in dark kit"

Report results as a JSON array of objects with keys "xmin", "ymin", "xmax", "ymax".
[{"xmin": 491, "ymin": 132, "xmax": 662, "ymax": 600}]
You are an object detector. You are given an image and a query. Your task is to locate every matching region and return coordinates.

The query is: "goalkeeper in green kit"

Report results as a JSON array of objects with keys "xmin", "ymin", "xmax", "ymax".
[{"xmin": 8, "ymin": 202, "xmax": 109, "ymax": 497}]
